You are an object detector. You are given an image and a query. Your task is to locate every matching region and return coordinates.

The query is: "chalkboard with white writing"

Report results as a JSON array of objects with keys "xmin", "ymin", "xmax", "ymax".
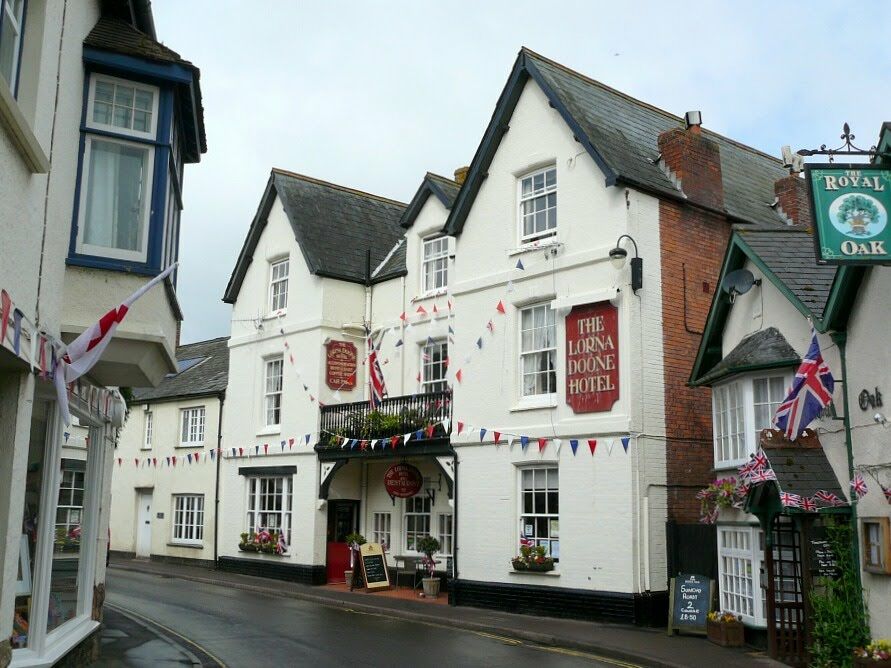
[
  {"xmin": 668, "ymin": 573, "xmax": 712, "ymax": 636},
  {"xmin": 810, "ymin": 538, "xmax": 841, "ymax": 579},
  {"xmin": 359, "ymin": 542, "xmax": 391, "ymax": 590}
]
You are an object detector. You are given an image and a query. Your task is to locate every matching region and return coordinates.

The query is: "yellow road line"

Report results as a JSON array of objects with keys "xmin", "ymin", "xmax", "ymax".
[{"xmin": 106, "ymin": 602, "xmax": 228, "ymax": 668}]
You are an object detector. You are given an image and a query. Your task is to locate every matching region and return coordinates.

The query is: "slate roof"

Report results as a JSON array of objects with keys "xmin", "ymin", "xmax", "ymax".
[
  {"xmin": 737, "ymin": 226, "xmax": 838, "ymax": 319},
  {"xmin": 372, "ymin": 239, "xmax": 407, "ymax": 280},
  {"xmin": 426, "ymin": 173, "xmax": 461, "ymax": 209},
  {"xmin": 224, "ymin": 171, "xmax": 406, "ymax": 302},
  {"xmin": 447, "ymin": 48, "xmax": 791, "ymax": 235},
  {"xmin": 83, "ymin": 17, "xmax": 207, "ymax": 159},
  {"xmin": 399, "ymin": 172, "xmax": 461, "ymax": 229},
  {"xmin": 696, "ymin": 327, "xmax": 800, "ymax": 386},
  {"xmin": 133, "ymin": 337, "xmax": 229, "ymax": 402},
  {"xmin": 763, "ymin": 445, "xmax": 847, "ymax": 503}
]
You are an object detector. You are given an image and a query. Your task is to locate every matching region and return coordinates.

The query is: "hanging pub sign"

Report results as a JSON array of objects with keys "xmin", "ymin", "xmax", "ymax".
[
  {"xmin": 325, "ymin": 340, "xmax": 357, "ymax": 390},
  {"xmin": 805, "ymin": 164, "xmax": 891, "ymax": 264},
  {"xmin": 384, "ymin": 464, "xmax": 422, "ymax": 498},
  {"xmin": 565, "ymin": 301, "xmax": 619, "ymax": 413}
]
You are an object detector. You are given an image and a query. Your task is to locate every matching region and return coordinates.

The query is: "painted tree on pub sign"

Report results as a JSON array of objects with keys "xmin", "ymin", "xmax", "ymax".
[{"xmin": 837, "ymin": 194, "xmax": 880, "ymax": 236}]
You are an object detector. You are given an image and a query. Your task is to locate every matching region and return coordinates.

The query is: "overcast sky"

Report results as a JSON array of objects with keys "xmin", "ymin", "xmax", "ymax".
[{"xmin": 152, "ymin": 1, "xmax": 891, "ymax": 344}]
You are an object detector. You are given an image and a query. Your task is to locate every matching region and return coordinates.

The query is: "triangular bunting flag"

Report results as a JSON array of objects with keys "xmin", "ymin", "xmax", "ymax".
[
  {"xmin": 588, "ymin": 439, "xmax": 597, "ymax": 455},
  {"xmin": 516, "ymin": 259, "xmax": 525, "ymax": 270},
  {"xmin": 570, "ymin": 439, "xmax": 579, "ymax": 455},
  {"xmin": 476, "ymin": 337, "xmax": 483, "ymax": 349},
  {"xmin": 238, "ymin": 447, "xmax": 244, "ymax": 457},
  {"xmin": 520, "ymin": 435, "xmax": 529, "ymax": 451},
  {"xmin": 255, "ymin": 445, "xmax": 260, "ymax": 456},
  {"xmin": 263, "ymin": 443, "xmax": 269, "ymax": 455},
  {"xmin": 288, "ymin": 438, "xmax": 295, "ymax": 448},
  {"xmin": 606, "ymin": 439, "xmax": 615, "ymax": 455},
  {"xmin": 403, "ymin": 433, "xmax": 412, "ymax": 445},
  {"xmin": 305, "ymin": 433, "xmax": 311, "ymax": 445},
  {"xmin": 554, "ymin": 438, "xmax": 562, "ymax": 454},
  {"xmin": 496, "ymin": 300, "xmax": 506, "ymax": 314},
  {"xmin": 507, "ymin": 280, "xmax": 514, "ymax": 293},
  {"xmin": 479, "ymin": 428, "xmax": 487, "ymax": 442},
  {"xmin": 426, "ymin": 336, "xmax": 435, "ymax": 345},
  {"xmin": 457, "ymin": 421, "xmax": 464, "ymax": 435},
  {"xmin": 425, "ymin": 424, "xmax": 435, "ymax": 438},
  {"xmin": 456, "ymin": 369, "xmax": 463, "ymax": 383},
  {"xmin": 390, "ymin": 435, "xmax": 399, "ymax": 449},
  {"xmin": 493, "ymin": 431, "xmax": 501, "ymax": 445},
  {"xmin": 64, "ymin": 431, "xmax": 70, "ymax": 443},
  {"xmin": 416, "ymin": 305, "xmax": 427, "ymax": 315},
  {"xmin": 621, "ymin": 436, "xmax": 631, "ymax": 453},
  {"xmin": 538, "ymin": 438, "xmax": 547, "ymax": 453},
  {"xmin": 395, "ymin": 339, "xmax": 403, "ymax": 348},
  {"xmin": 507, "ymin": 436, "xmax": 515, "ymax": 449},
  {"xmin": 187, "ymin": 454, "xmax": 192, "ymax": 464}
]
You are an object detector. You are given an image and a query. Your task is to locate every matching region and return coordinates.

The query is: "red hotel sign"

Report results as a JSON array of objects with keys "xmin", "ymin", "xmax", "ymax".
[
  {"xmin": 384, "ymin": 464, "xmax": 423, "ymax": 498},
  {"xmin": 565, "ymin": 301, "xmax": 619, "ymax": 413},
  {"xmin": 325, "ymin": 340, "xmax": 357, "ymax": 390}
]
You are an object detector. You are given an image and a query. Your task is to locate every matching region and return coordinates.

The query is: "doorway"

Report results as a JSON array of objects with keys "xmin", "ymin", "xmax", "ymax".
[
  {"xmin": 326, "ymin": 500, "xmax": 359, "ymax": 583},
  {"xmin": 765, "ymin": 516, "xmax": 806, "ymax": 666},
  {"xmin": 135, "ymin": 490, "xmax": 153, "ymax": 558}
]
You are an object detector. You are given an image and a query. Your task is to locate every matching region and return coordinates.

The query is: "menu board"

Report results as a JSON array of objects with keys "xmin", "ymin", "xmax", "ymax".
[
  {"xmin": 360, "ymin": 542, "xmax": 390, "ymax": 590},
  {"xmin": 668, "ymin": 573, "xmax": 712, "ymax": 636},
  {"xmin": 810, "ymin": 538, "xmax": 840, "ymax": 579}
]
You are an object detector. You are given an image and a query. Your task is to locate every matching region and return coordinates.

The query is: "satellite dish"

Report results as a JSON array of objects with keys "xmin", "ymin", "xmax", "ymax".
[{"xmin": 721, "ymin": 269, "xmax": 760, "ymax": 303}]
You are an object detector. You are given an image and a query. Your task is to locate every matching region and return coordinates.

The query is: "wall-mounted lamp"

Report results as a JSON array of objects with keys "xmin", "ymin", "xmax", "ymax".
[{"xmin": 608, "ymin": 234, "xmax": 643, "ymax": 293}]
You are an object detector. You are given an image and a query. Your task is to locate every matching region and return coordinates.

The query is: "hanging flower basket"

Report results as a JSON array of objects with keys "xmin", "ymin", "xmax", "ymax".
[{"xmin": 706, "ymin": 613, "xmax": 744, "ymax": 647}]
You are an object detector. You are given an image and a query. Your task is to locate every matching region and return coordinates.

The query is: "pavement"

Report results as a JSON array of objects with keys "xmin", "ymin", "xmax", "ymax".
[{"xmin": 106, "ymin": 557, "xmax": 784, "ymax": 668}]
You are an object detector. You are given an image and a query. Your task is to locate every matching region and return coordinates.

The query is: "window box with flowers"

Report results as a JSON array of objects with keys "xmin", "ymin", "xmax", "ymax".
[
  {"xmin": 511, "ymin": 545, "xmax": 555, "ymax": 573},
  {"xmin": 697, "ymin": 476, "xmax": 748, "ymax": 524},
  {"xmin": 853, "ymin": 640, "xmax": 891, "ymax": 666},
  {"xmin": 238, "ymin": 530, "xmax": 287, "ymax": 555},
  {"xmin": 706, "ymin": 611, "xmax": 745, "ymax": 647}
]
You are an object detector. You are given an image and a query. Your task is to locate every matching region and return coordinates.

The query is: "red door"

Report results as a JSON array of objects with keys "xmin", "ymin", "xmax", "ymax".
[{"xmin": 326, "ymin": 500, "xmax": 359, "ymax": 583}]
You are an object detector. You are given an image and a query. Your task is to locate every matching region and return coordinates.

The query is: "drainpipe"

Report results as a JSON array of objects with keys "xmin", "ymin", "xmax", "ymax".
[
  {"xmin": 213, "ymin": 390, "xmax": 225, "ymax": 567},
  {"xmin": 452, "ymin": 453, "xmax": 459, "ymax": 587},
  {"xmin": 364, "ymin": 249, "xmax": 372, "ymax": 403},
  {"xmin": 830, "ymin": 331, "xmax": 863, "ymax": 595}
]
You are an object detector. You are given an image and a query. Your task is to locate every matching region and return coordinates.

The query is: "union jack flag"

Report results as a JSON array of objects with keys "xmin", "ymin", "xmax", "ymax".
[
  {"xmin": 851, "ymin": 473, "xmax": 868, "ymax": 500},
  {"xmin": 750, "ymin": 468, "xmax": 777, "ymax": 484},
  {"xmin": 780, "ymin": 492, "xmax": 802, "ymax": 508},
  {"xmin": 519, "ymin": 536, "xmax": 534, "ymax": 548},
  {"xmin": 773, "ymin": 330, "xmax": 834, "ymax": 441},
  {"xmin": 882, "ymin": 484, "xmax": 891, "ymax": 504},
  {"xmin": 814, "ymin": 490, "xmax": 844, "ymax": 506},
  {"xmin": 752, "ymin": 450, "xmax": 769, "ymax": 470},
  {"xmin": 799, "ymin": 496, "xmax": 817, "ymax": 512},
  {"xmin": 366, "ymin": 326, "xmax": 387, "ymax": 409}
]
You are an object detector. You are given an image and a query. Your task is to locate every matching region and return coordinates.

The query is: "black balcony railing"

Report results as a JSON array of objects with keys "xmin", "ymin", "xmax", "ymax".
[{"xmin": 318, "ymin": 390, "xmax": 452, "ymax": 449}]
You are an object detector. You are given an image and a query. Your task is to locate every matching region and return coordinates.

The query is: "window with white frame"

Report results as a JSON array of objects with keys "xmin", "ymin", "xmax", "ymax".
[
  {"xmin": 519, "ymin": 166, "xmax": 557, "ymax": 242},
  {"xmin": 717, "ymin": 526, "xmax": 766, "ymax": 625},
  {"xmin": 269, "ymin": 258, "xmax": 289, "ymax": 312},
  {"xmin": 246, "ymin": 476, "xmax": 292, "ymax": 546},
  {"xmin": 172, "ymin": 494, "xmax": 204, "ymax": 544},
  {"xmin": 519, "ymin": 467, "xmax": 559, "ymax": 560},
  {"xmin": 404, "ymin": 496, "xmax": 431, "ymax": 552},
  {"xmin": 438, "ymin": 513, "xmax": 453, "ymax": 556},
  {"xmin": 265, "ymin": 358, "xmax": 283, "ymax": 427},
  {"xmin": 87, "ymin": 76, "xmax": 158, "ymax": 139},
  {"xmin": 421, "ymin": 339, "xmax": 448, "ymax": 393},
  {"xmin": 180, "ymin": 406, "xmax": 205, "ymax": 445},
  {"xmin": 142, "ymin": 411, "xmax": 153, "ymax": 450},
  {"xmin": 712, "ymin": 373, "xmax": 792, "ymax": 468},
  {"xmin": 520, "ymin": 304, "xmax": 556, "ymax": 397},
  {"xmin": 422, "ymin": 236, "xmax": 448, "ymax": 293},
  {"xmin": 55, "ymin": 468, "xmax": 85, "ymax": 538},
  {"xmin": 372, "ymin": 512, "xmax": 391, "ymax": 549},
  {"xmin": 0, "ymin": 0, "xmax": 26, "ymax": 95}
]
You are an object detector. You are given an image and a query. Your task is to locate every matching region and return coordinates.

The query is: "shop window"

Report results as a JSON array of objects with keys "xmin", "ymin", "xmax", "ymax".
[
  {"xmin": 862, "ymin": 518, "xmax": 891, "ymax": 574},
  {"xmin": 421, "ymin": 236, "xmax": 448, "ymax": 294},
  {"xmin": 518, "ymin": 166, "xmax": 557, "ymax": 243},
  {"xmin": 372, "ymin": 512, "xmax": 391, "ymax": 550},
  {"xmin": 172, "ymin": 494, "xmax": 204, "ymax": 545},
  {"xmin": 180, "ymin": 406, "xmax": 205, "ymax": 445},
  {"xmin": 519, "ymin": 304, "xmax": 556, "ymax": 397},
  {"xmin": 437, "ymin": 513, "xmax": 453, "ymax": 556},
  {"xmin": 269, "ymin": 258, "xmax": 289, "ymax": 312},
  {"xmin": 246, "ymin": 476, "xmax": 292, "ymax": 546},
  {"xmin": 420, "ymin": 339, "xmax": 448, "ymax": 393},
  {"xmin": 519, "ymin": 467, "xmax": 559, "ymax": 560},
  {"xmin": 404, "ymin": 496, "xmax": 431, "ymax": 553},
  {"xmin": 55, "ymin": 466, "xmax": 84, "ymax": 540},
  {"xmin": 717, "ymin": 525, "xmax": 767, "ymax": 626}
]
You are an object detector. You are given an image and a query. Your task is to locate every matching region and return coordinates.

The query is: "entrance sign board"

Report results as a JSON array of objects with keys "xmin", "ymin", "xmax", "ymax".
[
  {"xmin": 806, "ymin": 164, "xmax": 891, "ymax": 264},
  {"xmin": 809, "ymin": 537, "xmax": 841, "ymax": 579},
  {"xmin": 360, "ymin": 542, "xmax": 390, "ymax": 590},
  {"xmin": 565, "ymin": 302, "xmax": 619, "ymax": 413},
  {"xmin": 384, "ymin": 464, "xmax": 423, "ymax": 498},
  {"xmin": 667, "ymin": 573, "xmax": 712, "ymax": 636},
  {"xmin": 325, "ymin": 340, "xmax": 357, "ymax": 390}
]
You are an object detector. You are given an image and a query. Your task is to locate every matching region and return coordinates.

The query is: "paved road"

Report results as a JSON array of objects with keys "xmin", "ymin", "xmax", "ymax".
[{"xmin": 105, "ymin": 570, "xmax": 630, "ymax": 667}]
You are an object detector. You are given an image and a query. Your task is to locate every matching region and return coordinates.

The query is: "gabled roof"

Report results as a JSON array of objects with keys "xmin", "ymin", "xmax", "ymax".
[
  {"xmin": 223, "ymin": 170, "xmax": 406, "ymax": 303},
  {"xmin": 695, "ymin": 327, "xmax": 800, "ymax": 386},
  {"xmin": 133, "ymin": 337, "xmax": 229, "ymax": 402},
  {"xmin": 445, "ymin": 47, "xmax": 790, "ymax": 236},
  {"xmin": 763, "ymin": 445, "xmax": 847, "ymax": 502},
  {"xmin": 372, "ymin": 239, "xmax": 406, "ymax": 280},
  {"xmin": 84, "ymin": 17, "xmax": 207, "ymax": 161},
  {"xmin": 399, "ymin": 173, "xmax": 461, "ymax": 229}
]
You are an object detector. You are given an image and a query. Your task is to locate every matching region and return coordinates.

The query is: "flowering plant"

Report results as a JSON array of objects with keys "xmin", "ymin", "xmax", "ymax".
[
  {"xmin": 511, "ymin": 545, "xmax": 555, "ymax": 572},
  {"xmin": 707, "ymin": 611, "xmax": 742, "ymax": 624},
  {"xmin": 697, "ymin": 476, "xmax": 748, "ymax": 524},
  {"xmin": 238, "ymin": 530, "xmax": 286, "ymax": 555},
  {"xmin": 854, "ymin": 639, "xmax": 891, "ymax": 661}
]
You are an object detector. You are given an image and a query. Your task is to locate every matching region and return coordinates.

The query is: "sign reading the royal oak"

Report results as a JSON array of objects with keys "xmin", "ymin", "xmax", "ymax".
[
  {"xmin": 325, "ymin": 340, "xmax": 357, "ymax": 390},
  {"xmin": 806, "ymin": 164, "xmax": 891, "ymax": 264},
  {"xmin": 565, "ymin": 301, "xmax": 619, "ymax": 413}
]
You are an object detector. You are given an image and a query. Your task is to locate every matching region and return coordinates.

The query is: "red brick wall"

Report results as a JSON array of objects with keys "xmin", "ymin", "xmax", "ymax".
[{"xmin": 774, "ymin": 173, "xmax": 812, "ymax": 228}]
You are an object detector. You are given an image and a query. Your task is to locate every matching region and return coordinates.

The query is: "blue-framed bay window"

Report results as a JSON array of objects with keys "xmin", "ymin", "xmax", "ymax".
[{"xmin": 68, "ymin": 61, "xmax": 185, "ymax": 278}]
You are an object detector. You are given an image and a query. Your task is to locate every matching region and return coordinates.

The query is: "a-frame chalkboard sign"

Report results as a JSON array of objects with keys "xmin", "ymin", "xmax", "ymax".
[{"xmin": 667, "ymin": 573, "xmax": 713, "ymax": 636}]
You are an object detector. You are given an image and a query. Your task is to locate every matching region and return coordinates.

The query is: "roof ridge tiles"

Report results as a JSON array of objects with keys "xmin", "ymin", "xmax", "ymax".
[
  {"xmin": 426, "ymin": 172, "xmax": 459, "ymax": 185},
  {"xmin": 519, "ymin": 46, "xmax": 784, "ymax": 166},
  {"xmin": 271, "ymin": 168, "xmax": 406, "ymax": 207}
]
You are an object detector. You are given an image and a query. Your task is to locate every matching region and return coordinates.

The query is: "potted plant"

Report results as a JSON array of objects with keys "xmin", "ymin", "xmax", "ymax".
[
  {"xmin": 696, "ymin": 476, "xmax": 748, "ymax": 524},
  {"xmin": 511, "ymin": 545, "xmax": 555, "ymax": 572},
  {"xmin": 344, "ymin": 532, "xmax": 366, "ymax": 586},
  {"xmin": 853, "ymin": 640, "xmax": 891, "ymax": 666},
  {"xmin": 706, "ymin": 611, "xmax": 744, "ymax": 647},
  {"xmin": 416, "ymin": 535, "xmax": 441, "ymax": 598}
]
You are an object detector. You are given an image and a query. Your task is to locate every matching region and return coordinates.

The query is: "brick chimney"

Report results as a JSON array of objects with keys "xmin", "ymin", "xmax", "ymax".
[
  {"xmin": 657, "ymin": 111, "xmax": 724, "ymax": 211},
  {"xmin": 453, "ymin": 166, "xmax": 469, "ymax": 185},
  {"xmin": 773, "ymin": 173, "xmax": 812, "ymax": 228}
]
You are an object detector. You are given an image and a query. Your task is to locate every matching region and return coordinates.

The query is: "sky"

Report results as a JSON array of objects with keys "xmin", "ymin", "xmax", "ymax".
[{"xmin": 152, "ymin": 1, "xmax": 891, "ymax": 344}]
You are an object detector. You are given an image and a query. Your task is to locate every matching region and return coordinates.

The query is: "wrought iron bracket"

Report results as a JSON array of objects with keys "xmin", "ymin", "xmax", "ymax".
[{"xmin": 796, "ymin": 123, "xmax": 891, "ymax": 163}]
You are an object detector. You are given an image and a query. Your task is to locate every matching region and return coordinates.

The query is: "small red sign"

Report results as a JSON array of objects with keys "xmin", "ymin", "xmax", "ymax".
[
  {"xmin": 565, "ymin": 301, "xmax": 619, "ymax": 413},
  {"xmin": 384, "ymin": 464, "xmax": 423, "ymax": 498},
  {"xmin": 325, "ymin": 340, "xmax": 357, "ymax": 390}
]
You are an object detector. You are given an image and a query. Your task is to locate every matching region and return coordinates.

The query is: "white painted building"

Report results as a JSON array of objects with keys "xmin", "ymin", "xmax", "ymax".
[
  {"xmin": 216, "ymin": 48, "xmax": 791, "ymax": 625},
  {"xmin": 110, "ymin": 337, "xmax": 228, "ymax": 567},
  {"xmin": 0, "ymin": 1, "xmax": 205, "ymax": 665}
]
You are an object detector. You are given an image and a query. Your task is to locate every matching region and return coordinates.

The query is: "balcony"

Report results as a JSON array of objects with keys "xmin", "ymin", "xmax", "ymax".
[{"xmin": 317, "ymin": 390, "xmax": 452, "ymax": 455}]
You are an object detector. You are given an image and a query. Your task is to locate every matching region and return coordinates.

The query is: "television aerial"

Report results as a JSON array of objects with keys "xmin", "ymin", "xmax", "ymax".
[{"xmin": 721, "ymin": 269, "xmax": 761, "ymax": 303}]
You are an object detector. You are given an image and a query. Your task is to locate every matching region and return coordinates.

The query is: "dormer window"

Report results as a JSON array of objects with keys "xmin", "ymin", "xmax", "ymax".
[{"xmin": 422, "ymin": 236, "xmax": 448, "ymax": 294}]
